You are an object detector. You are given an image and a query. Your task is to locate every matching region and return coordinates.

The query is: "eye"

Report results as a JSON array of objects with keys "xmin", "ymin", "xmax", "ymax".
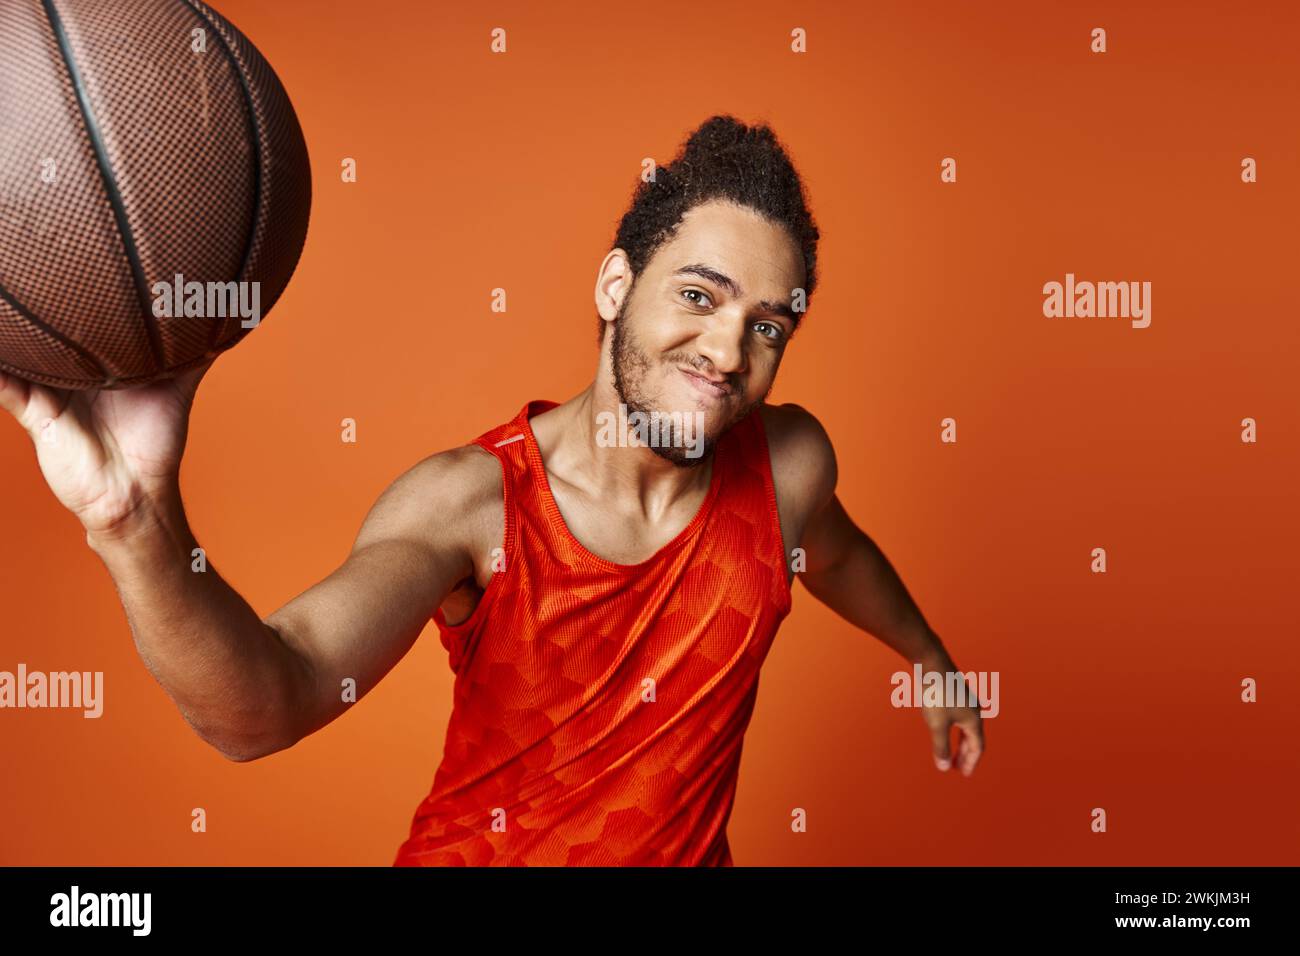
[
  {"xmin": 681, "ymin": 288, "xmax": 712, "ymax": 309},
  {"xmin": 754, "ymin": 321, "xmax": 785, "ymax": 342}
]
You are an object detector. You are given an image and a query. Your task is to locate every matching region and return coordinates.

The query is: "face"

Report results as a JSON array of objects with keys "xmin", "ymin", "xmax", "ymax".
[{"xmin": 604, "ymin": 199, "xmax": 805, "ymax": 468}]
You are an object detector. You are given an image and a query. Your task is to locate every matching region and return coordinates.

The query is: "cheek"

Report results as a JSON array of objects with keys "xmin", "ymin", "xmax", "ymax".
[
  {"xmin": 744, "ymin": 339, "xmax": 772, "ymax": 364},
  {"xmin": 743, "ymin": 357, "xmax": 779, "ymax": 394}
]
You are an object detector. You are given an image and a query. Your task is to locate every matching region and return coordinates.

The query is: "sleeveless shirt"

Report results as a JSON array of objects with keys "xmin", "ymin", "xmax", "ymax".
[{"xmin": 392, "ymin": 398, "xmax": 793, "ymax": 866}]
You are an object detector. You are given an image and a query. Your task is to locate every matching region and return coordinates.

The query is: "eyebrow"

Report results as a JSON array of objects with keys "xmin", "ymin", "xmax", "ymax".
[{"xmin": 671, "ymin": 263, "xmax": 801, "ymax": 328}]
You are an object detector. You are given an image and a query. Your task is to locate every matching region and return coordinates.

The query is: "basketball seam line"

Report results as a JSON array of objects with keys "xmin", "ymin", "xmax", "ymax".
[
  {"xmin": 0, "ymin": 281, "xmax": 110, "ymax": 379},
  {"xmin": 179, "ymin": 0, "xmax": 264, "ymax": 353},
  {"xmin": 0, "ymin": 337, "xmax": 228, "ymax": 390},
  {"xmin": 40, "ymin": 0, "xmax": 167, "ymax": 379}
]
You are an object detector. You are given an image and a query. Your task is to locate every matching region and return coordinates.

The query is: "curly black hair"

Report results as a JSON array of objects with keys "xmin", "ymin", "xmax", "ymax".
[{"xmin": 598, "ymin": 114, "xmax": 820, "ymax": 343}]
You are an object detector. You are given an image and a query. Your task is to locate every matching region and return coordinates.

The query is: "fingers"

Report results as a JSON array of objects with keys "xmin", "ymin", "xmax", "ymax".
[
  {"xmin": 929, "ymin": 722, "xmax": 952, "ymax": 772},
  {"xmin": 0, "ymin": 369, "xmax": 31, "ymax": 425},
  {"xmin": 929, "ymin": 711, "xmax": 984, "ymax": 775},
  {"xmin": 953, "ymin": 715, "xmax": 984, "ymax": 777},
  {"xmin": 0, "ymin": 371, "xmax": 77, "ymax": 445},
  {"xmin": 169, "ymin": 356, "xmax": 218, "ymax": 406}
]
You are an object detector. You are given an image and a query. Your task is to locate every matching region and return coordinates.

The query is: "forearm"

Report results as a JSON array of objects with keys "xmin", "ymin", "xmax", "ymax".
[
  {"xmin": 85, "ymin": 489, "xmax": 312, "ymax": 761},
  {"xmin": 801, "ymin": 529, "xmax": 951, "ymax": 666}
]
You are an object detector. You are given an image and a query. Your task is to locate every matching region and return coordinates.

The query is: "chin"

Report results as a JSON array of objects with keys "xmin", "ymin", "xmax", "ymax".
[
  {"xmin": 649, "ymin": 439, "xmax": 714, "ymax": 468},
  {"xmin": 639, "ymin": 400, "xmax": 717, "ymax": 467}
]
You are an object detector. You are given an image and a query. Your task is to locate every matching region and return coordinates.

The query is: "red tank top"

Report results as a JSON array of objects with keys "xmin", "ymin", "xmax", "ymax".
[{"xmin": 392, "ymin": 398, "xmax": 793, "ymax": 866}]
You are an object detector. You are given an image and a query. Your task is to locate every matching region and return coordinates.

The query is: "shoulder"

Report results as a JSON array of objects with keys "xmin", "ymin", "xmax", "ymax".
[
  {"xmin": 355, "ymin": 442, "xmax": 504, "ymax": 555},
  {"xmin": 757, "ymin": 402, "xmax": 837, "ymax": 487},
  {"xmin": 756, "ymin": 401, "xmax": 838, "ymax": 513},
  {"xmin": 375, "ymin": 442, "xmax": 502, "ymax": 515}
]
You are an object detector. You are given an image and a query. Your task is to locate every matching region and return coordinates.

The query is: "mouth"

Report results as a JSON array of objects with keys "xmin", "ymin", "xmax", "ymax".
[{"xmin": 679, "ymin": 367, "xmax": 731, "ymax": 400}]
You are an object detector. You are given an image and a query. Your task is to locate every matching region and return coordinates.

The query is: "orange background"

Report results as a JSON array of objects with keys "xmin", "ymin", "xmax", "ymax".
[{"xmin": 2, "ymin": 0, "xmax": 1297, "ymax": 865}]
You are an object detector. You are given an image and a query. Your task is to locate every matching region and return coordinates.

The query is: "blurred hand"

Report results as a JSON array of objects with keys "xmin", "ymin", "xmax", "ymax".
[
  {"xmin": 920, "ymin": 653, "xmax": 986, "ymax": 777},
  {"xmin": 0, "ymin": 359, "xmax": 216, "ymax": 536}
]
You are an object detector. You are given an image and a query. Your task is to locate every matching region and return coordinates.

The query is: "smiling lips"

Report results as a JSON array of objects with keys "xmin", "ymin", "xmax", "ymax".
[{"xmin": 680, "ymin": 367, "xmax": 730, "ymax": 400}]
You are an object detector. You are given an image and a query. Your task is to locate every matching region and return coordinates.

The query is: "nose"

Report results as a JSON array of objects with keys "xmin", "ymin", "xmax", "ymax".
[{"xmin": 694, "ymin": 314, "xmax": 748, "ymax": 378}]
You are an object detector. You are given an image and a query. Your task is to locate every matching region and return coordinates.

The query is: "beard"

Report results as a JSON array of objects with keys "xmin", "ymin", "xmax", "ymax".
[{"xmin": 609, "ymin": 301, "xmax": 764, "ymax": 468}]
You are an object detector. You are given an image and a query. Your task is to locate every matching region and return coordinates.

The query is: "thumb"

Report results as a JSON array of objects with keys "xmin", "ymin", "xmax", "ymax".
[
  {"xmin": 929, "ymin": 722, "xmax": 952, "ymax": 771},
  {"xmin": 0, "ymin": 369, "xmax": 69, "ymax": 440}
]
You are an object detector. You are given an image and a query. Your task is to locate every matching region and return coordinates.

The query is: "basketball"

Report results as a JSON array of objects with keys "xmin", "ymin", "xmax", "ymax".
[{"xmin": 0, "ymin": 0, "xmax": 311, "ymax": 390}]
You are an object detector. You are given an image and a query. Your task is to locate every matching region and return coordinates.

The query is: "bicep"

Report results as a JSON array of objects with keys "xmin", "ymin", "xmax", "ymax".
[
  {"xmin": 798, "ymin": 491, "xmax": 864, "ymax": 581},
  {"xmin": 770, "ymin": 402, "xmax": 849, "ymax": 578},
  {"xmin": 264, "ymin": 451, "xmax": 479, "ymax": 741}
]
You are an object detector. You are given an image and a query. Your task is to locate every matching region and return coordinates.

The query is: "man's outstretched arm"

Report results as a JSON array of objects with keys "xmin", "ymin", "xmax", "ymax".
[
  {"xmin": 799, "ymin": 492, "xmax": 946, "ymax": 666},
  {"xmin": 788, "ymin": 409, "xmax": 985, "ymax": 775},
  {"xmin": 0, "ymin": 364, "xmax": 482, "ymax": 765},
  {"xmin": 85, "ymin": 447, "xmax": 487, "ymax": 764}
]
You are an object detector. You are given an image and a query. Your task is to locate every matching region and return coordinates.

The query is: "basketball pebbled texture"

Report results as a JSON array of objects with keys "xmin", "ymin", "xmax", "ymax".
[{"xmin": 0, "ymin": 0, "xmax": 311, "ymax": 390}]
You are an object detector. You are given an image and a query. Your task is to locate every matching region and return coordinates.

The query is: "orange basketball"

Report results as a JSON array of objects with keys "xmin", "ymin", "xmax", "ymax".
[{"xmin": 0, "ymin": 0, "xmax": 311, "ymax": 390}]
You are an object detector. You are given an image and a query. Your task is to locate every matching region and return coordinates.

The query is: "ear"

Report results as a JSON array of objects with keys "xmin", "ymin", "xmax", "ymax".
[{"xmin": 595, "ymin": 248, "xmax": 635, "ymax": 322}]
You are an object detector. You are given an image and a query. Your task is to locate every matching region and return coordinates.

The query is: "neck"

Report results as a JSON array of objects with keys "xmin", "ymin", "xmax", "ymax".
[{"xmin": 543, "ymin": 379, "xmax": 715, "ymax": 517}]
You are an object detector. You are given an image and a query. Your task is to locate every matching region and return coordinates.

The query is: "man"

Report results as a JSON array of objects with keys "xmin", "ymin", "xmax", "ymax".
[{"xmin": 0, "ymin": 114, "xmax": 983, "ymax": 866}]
